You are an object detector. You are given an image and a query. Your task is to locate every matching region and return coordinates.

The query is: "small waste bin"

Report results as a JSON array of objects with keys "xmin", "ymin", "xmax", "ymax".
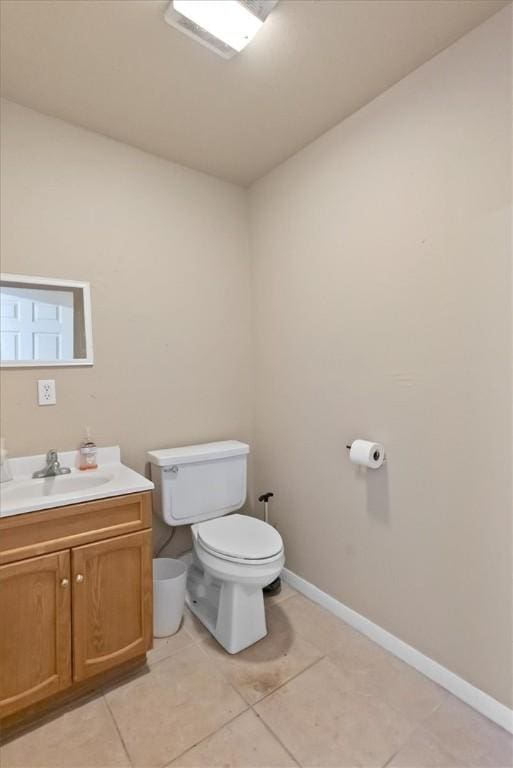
[{"xmin": 153, "ymin": 558, "xmax": 187, "ymax": 638}]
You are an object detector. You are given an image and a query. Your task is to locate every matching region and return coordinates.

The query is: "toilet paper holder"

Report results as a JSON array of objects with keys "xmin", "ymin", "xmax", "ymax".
[{"xmin": 346, "ymin": 443, "xmax": 386, "ymax": 463}]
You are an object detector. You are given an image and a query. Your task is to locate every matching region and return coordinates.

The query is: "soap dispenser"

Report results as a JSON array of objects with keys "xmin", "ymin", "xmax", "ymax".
[
  {"xmin": 0, "ymin": 437, "xmax": 13, "ymax": 483},
  {"xmin": 79, "ymin": 427, "xmax": 98, "ymax": 471}
]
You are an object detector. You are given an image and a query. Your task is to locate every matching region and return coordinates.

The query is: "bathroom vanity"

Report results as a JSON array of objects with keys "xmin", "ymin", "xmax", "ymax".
[{"xmin": 0, "ymin": 447, "xmax": 153, "ymax": 729}]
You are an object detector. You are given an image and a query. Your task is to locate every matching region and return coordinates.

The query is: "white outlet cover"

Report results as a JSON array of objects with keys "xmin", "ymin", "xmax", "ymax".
[{"xmin": 38, "ymin": 379, "xmax": 56, "ymax": 406}]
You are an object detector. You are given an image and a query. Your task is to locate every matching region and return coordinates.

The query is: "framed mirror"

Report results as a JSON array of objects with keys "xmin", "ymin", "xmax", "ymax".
[{"xmin": 0, "ymin": 274, "xmax": 93, "ymax": 367}]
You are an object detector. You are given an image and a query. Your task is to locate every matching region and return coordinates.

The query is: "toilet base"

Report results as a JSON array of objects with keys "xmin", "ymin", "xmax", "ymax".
[
  {"xmin": 186, "ymin": 560, "xmax": 269, "ymax": 654},
  {"xmin": 263, "ymin": 576, "xmax": 282, "ymax": 597}
]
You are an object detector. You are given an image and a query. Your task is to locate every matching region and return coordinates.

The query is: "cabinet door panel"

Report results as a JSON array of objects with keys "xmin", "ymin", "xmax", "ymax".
[
  {"xmin": 72, "ymin": 530, "xmax": 152, "ymax": 681},
  {"xmin": 0, "ymin": 551, "xmax": 71, "ymax": 717}
]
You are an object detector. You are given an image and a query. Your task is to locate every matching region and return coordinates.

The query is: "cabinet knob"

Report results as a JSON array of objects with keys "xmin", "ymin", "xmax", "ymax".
[
  {"xmin": 60, "ymin": 578, "xmax": 69, "ymax": 587},
  {"xmin": 76, "ymin": 574, "xmax": 84, "ymax": 583}
]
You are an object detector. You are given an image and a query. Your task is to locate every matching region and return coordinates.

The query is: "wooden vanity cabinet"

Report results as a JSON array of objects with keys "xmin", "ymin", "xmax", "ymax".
[{"xmin": 0, "ymin": 492, "xmax": 153, "ymax": 723}]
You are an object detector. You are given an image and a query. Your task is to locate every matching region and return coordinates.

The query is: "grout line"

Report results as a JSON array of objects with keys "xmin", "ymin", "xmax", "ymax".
[
  {"xmin": 250, "ymin": 655, "xmax": 326, "ymax": 708},
  {"xmin": 181, "ymin": 622, "xmax": 209, "ymax": 645},
  {"xmin": 382, "ymin": 748, "xmax": 400, "ymax": 768},
  {"xmin": 414, "ymin": 695, "xmax": 472, "ymax": 766},
  {"xmin": 282, "ymin": 569, "xmax": 513, "ymax": 733},
  {"xmin": 250, "ymin": 656, "xmax": 450, "ymax": 768},
  {"xmin": 195, "ymin": 639, "xmax": 214, "ymax": 660},
  {"xmin": 192, "ymin": 641, "xmax": 260, "ymax": 711},
  {"xmin": 194, "ymin": 615, "xmax": 327, "ymax": 708},
  {"xmin": 145, "ymin": 643, "xmax": 197, "ymax": 670},
  {"xmin": 159, "ymin": 707, "xmax": 252, "ymax": 768},
  {"xmin": 145, "ymin": 616, "xmax": 209, "ymax": 672},
  {"xmin": 380, "ymin": 720, "xmax": 423, "ymax": 768},
  {"xmin": 380, "ymin": 692, "xmax": 452, "ymax": 768},
  {"xmin": 160, "ymin": 643, "xmax": 318, "ymax": 768},
  {"xmin": 102, "ymin": 629, "xmax": 251, "ymax": 768},
  {"xmin": 377, "ymin": 685, "xmax": 452, "ymax": 740},
  {"xmin": 251, "ymin": 708, "xmax": 302, "ymax": 767},
  {"xmin": 351, "ymin": 671, "xmax": 452, "ymax": 731},
  {"xmin": 189, "ymin": 593, "xmax": 325, "ymax": 709},
  {"xmin": 380, "ymin": 721, "xmax": 427, "ymax": 768},
  {"xmin": 102, "ymin": 692, "xmax": 134, "ymax": 768},
  {"xmin": 181, "ymin": 627, "xmax": 206, "ymax": 644}
]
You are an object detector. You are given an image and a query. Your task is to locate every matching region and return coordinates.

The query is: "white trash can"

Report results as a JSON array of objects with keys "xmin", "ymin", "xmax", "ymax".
[{"xmin": 153, "ymin": 558, "xmax": 187, "ymax": 638}]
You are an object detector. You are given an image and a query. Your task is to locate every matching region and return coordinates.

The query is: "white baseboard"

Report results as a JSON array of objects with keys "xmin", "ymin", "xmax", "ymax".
[{"xmin": 282, "ymin": 568, "xmax": 513, "ymax": 734}]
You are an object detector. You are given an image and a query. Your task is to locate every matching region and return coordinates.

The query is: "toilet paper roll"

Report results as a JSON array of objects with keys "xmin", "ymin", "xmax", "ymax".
[{"xmin": 349, "ymin": 439, "xmax": 385, "ymax": 469}]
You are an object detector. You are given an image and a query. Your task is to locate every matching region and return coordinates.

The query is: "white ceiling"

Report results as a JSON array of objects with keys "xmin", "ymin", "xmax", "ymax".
[{"xmin": 0, "ymin": 0, "xmax": 508, "ymax": 186}]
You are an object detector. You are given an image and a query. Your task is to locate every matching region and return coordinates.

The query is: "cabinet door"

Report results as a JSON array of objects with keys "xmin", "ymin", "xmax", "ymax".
[
  {"xmin": 72, "ymin": 530, "xmax": 152, "ymax": 682},
  {"xmin": 0, "ymin": 551, "xmax": 71, "ymax": 717}
]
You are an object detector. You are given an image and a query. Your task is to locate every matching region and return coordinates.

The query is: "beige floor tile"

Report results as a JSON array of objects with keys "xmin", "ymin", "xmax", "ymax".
[
  {"xmin": 387, "ymin": 728, "xmax": 465, "ymax": 767},
  {"xmin": 263, "ymin": 580, "xmax": 298, "ymax": 606},
  {"xmin": 329, "ymin": 635, "xmax": 447, "ymax": 723},
  {"xmin": 424, "ymin": 695, "xmax": 513, "ymax": 767},
  {"xmin": 270, "ymin": 595, "xmax": 353, "ymax": 654},
  {"xmin": 182, "ymin": 605, "xmax": 210, "ymax": 641},
  {"xmin": 255, "ymin": 657, "xmax": 415, "ymax": 767},
  {"xmin": 169, "ymin": 710, "xmax": 298, "ymax": 767},
  {"xmin": 362, "ymin": 658, "xmax": 447, "ymax": 723},
  {"xmin": 264, "ymin": 600, "xmax": 297, "ymax": 635},
  {"xmin": 105, "ymin": 644, "xmax": 247, "ymax": 768},
  {"xmin": 199, "ymin": 619, "xmax": 323, "ymax": 705},
  {"xmin": 0, "ymin": 697, "xmax": 129, "ymax": 768},
  {"xmin": 328, "ymin": 624, "xmax": 397, "ymax": 679},
  {"xmin": 148, "ymin": 620, "xmax": 194, "ymax": 666}
]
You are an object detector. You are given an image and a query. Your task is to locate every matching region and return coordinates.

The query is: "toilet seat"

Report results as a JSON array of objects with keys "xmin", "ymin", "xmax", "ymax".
[{"xmin": 195, "ymin": 514, "xmax": 283, "ymax": 565}]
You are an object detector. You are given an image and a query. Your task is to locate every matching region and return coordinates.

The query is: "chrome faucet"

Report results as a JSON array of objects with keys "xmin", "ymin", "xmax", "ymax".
[{"xmin": 33, "ymin": 449, "xmax": 71, "ymax": 479}]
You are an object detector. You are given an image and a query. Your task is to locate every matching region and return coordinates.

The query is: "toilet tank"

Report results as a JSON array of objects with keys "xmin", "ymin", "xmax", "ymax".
[{"xmin": 147, "ymin": 441, "xmax": 249, "ymax": 526}]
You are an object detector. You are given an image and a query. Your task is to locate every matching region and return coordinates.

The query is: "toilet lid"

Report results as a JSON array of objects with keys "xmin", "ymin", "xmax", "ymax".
[{"xmin": 197, "ymin": 514, "xmax": 283, "ymax": 561}]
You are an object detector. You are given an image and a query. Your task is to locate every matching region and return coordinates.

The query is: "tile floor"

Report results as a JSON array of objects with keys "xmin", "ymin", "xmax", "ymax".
[{"xmin": 1, "ymin": 583, "xmax": 512, "ymax": 768}]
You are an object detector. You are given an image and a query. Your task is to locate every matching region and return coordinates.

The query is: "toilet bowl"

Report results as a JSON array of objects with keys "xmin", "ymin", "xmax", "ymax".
[
  {"xmin": 188, "ymin": 514, "xmax": 284, "ymax": 653},
  {"xmin": 147, "ymin": 441, "xmax": 285, "ymax": 654}
]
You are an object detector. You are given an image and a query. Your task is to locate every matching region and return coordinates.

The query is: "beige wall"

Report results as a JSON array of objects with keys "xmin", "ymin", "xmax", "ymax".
[
  {"xmin": 249, "ymin": 7, "xmax": 512, "ymax": 707},
  {"xmin": 0, "ymin": 99, "xmax": 253, "ymax": 553}
]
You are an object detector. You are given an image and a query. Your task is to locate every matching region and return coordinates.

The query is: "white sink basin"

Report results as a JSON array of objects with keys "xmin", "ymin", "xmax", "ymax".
[
  {"xmin": 0, "ymin": 446, "xmax": 154, "ymax": 517},
  {"xmin": 1, "ymin": 472, "xmax": 114, "ymax": 501}
]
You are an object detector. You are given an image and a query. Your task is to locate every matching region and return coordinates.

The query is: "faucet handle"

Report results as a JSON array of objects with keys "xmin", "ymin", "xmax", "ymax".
[{"xmin": 46, "ymin": 449, "xmax": 58, "ymax": 462}]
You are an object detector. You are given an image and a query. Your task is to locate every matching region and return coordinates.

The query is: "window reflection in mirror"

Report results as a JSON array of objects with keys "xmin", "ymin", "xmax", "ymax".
[{"xmin": 0, "ymin": 275, "xmax": 93, "ymax": 367}]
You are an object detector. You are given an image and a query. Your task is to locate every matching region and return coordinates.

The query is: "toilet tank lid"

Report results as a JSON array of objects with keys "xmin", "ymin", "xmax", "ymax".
[{"xmin": 147, "ymin": 440, "xmax": 249, "ymax": 467}]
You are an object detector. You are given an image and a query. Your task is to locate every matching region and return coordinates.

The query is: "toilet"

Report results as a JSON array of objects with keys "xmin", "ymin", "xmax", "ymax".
[{"xmin": 148, "ymin": 441, "xmax": 284, "ymax": 653}]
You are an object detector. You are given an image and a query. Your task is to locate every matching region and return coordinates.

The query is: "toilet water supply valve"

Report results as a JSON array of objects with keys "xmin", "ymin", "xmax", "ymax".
[
  {"xmin": 258, "ymin": 491, "xmax": 274, "ymax": 524},
  {"xmin": 259, "ymin": 491, "xmax": 281, "ymax": 597}
]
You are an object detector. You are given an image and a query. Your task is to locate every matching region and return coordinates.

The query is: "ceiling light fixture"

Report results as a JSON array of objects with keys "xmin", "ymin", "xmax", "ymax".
[{"xmin": 165, "ymin": 1, "xmax": 278, "ymax": 59}]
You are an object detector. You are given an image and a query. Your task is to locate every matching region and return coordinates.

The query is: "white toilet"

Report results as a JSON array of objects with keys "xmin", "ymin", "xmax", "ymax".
[{"xmin": 148, "ymin": 441, "xmax": 284, "ymax": 653}]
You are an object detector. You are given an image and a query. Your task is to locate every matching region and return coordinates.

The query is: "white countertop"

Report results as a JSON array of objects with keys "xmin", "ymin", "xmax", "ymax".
[{"xmin": 0, "ymin": 446, "xmax": 154, "ymax": 518}]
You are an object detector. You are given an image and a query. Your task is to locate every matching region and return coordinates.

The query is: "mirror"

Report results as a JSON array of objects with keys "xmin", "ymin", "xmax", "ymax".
[{"xmin": 0, "ymin": 274, "xmax": 93, "ymax": 367}]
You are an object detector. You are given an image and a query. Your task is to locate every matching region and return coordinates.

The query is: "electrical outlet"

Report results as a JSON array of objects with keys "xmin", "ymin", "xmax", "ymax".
[{"xmin": 38, "ymin": 379, "xmax": 56, "ymax": 406}]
